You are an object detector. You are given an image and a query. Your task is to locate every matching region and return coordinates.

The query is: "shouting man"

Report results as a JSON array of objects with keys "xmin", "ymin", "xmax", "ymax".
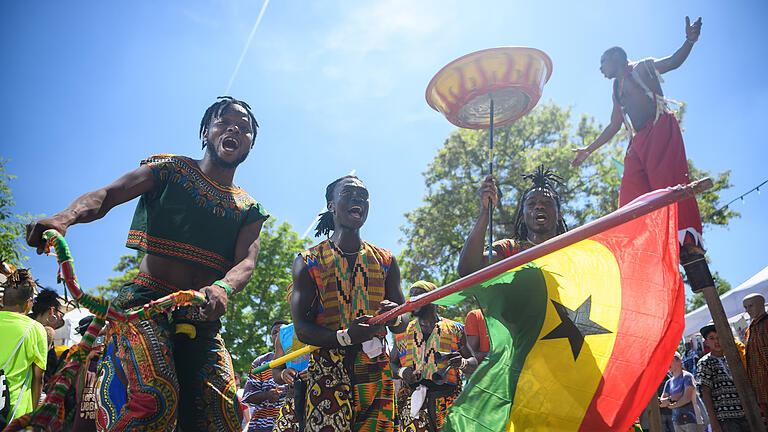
[
  {"xmin": 289, "ymin": 175, "xmax": 407, "ymax": 432},
  {"xmin": 26, "ymin": 96, "xmax": 269, "ymax": 431}
]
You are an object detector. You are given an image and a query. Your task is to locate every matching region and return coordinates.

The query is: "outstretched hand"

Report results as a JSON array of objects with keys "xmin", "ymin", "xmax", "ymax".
[
  {"xmin": 571, "ymin": 147, "xmax": 590, "ymax": 168},
  {"xmin": 685, "ymin": 16, "xmax": 702, "ymax": 42}
]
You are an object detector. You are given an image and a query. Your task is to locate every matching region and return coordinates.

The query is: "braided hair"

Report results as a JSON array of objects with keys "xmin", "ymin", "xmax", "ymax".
[
  {"xmin": 512, "ymin": 165, "xmax": 568, "ymax": 242},
  {"xmin": 1, "ymin": 268, "xmax": 37, "ymax": 307},
  {"xmin": 199, "ymin": 96, "xmax": 259, "ymax": 149},
  {"xmin": 315, "ymin": 175, "xmax": 360, "ymax": 237}
]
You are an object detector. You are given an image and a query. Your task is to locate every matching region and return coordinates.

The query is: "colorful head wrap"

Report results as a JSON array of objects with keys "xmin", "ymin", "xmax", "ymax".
[{"xmin": 409, "ymin": 280, "xmax": 437, "ymax": 293}]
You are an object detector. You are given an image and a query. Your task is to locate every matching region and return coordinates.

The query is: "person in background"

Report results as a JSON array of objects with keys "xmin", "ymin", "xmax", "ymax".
[
  {"xmin": 464, "ymin": 309, "xmax": 490, "ymax": 366},
  {"xmin": 696, "ymin": 325, "xmax": 749, "ymax": 432},
  {"xmin": 659, "ymin": 352, "xmax": 706, "ymax": 431},
  {"xmin": 28, "ymin": 288, "xmax": 66, "ymax": 331},
  {"xmin": 742, "ymin": 293, "xmax": 767, "ymax": 425},
  {"xmin": 69, "ymin": 315, "xmax": 104, "ymax": 432},
  {"xmin": 243, "ymin": 320, "xmax": 289, "ymax": 432},
  {"xmin": 0, "ymin": 269, "xmax": 48, "ymax": 423}
]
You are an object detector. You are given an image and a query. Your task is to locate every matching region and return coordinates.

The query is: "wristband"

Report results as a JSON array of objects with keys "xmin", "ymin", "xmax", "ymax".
[
  {"xmin": 389, "ymin": 315, "xmax": 402, "ymax": 327},
  {"xmin": 685, "ymin": 38, "xmax": 696, "ymax": 44},
  {"xmin": 213, "ymin": 280, "xmax": 232, "ymax": 296},
  {"xmin": 397, "ymin": 367, "xmax": 407, "ymax": 379},
  {"xmin": 459, "ymin": 358, "xmax": 468, "ymax": 370},
  {"xmin": 336, "ymin": 329, "xmax": 352, "ymax": 347}
]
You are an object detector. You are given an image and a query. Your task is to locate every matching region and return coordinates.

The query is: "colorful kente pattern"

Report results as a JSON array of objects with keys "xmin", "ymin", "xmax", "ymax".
[
  {"xmin": 395, "ymin": 319, "xmax": 464, "ymax": 385},
  {"xmin": 303, "ymin": 348, "xmax": 397, "ymax": 432},
  {"xmin": 299, "ymin": 239, "xmax": 391, "ymax": 332},
  {"xmin": 398, "ymin": 383, "xmax": 462, "ymax": 432},
  {"xmin": 490, "ymin": 238, "xmax": 535, "ymax": 259}
]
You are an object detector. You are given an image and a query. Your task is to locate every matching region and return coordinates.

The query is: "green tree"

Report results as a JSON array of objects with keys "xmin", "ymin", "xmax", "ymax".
[
  {"xmin": 0, "ymin": 158, "xmax": 36, "ymax": 266},
  {"xmin": 90, "ymin": 252, "xmax": 144, "ymax": 298},
  {"xmin": 222, "ymin": 219, "xmax": 310, "ymax": 374},
  {"xmin": 399, "ymin": 102, "xmax": 736, "ymax": 320}
]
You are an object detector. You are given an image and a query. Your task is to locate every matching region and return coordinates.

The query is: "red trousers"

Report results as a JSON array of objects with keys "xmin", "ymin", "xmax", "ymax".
[{"xmin": 618, "ymin": 112, "xmax": 703, "ymax": 248}]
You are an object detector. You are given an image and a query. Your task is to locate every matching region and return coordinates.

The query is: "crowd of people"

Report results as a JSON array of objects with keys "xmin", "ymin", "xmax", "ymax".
[{"xmin": 1, "ymin": 15, "xmax": 766, "ymax": 432}]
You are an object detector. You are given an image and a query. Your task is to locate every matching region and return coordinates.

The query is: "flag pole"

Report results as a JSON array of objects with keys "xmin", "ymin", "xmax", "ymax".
[
  {"xmin": 255, "ymin": 178, "xmax": 714, "ymax": 373},
  {"xmin": 488, "ymin": 97, "xmax": 494, "ymax": 262}
]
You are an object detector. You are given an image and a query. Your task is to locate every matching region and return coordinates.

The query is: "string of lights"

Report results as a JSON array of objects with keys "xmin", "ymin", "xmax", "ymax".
[{"xmin": 707, "ymin": 178, "xmax": 767, "ymax": 219}]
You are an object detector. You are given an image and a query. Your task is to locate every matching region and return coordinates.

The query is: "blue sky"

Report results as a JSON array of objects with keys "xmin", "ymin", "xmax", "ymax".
[{"xmin": 3, "ymin": 1, "xmax": 766, "ymax": 302}]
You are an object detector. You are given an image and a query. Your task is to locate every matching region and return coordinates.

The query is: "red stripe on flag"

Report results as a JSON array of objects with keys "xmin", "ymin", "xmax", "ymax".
[{"xmin": 579, "ymin": 204, "xmax": 685, "ymax": 431}]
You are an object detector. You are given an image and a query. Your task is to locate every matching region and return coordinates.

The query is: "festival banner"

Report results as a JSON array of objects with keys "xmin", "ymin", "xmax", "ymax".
[{"xmin": 440, "ymin": 203, "xmax": 684, "ymax": 431}]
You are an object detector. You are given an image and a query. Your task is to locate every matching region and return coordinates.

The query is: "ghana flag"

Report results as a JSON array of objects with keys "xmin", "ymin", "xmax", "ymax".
[{"xmin": 439, "ymin": 200, "xmax": 684, "ymax": 431}]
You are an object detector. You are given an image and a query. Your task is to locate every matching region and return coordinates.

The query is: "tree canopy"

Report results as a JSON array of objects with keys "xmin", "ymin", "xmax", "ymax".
[{"xmin": 0, "ymin": 158, "xmax": 36, "ymax": 267}]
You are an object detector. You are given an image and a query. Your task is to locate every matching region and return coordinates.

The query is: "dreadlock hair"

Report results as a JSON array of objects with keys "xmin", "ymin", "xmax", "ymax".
[
  {"xmin": 30, "ymin": 288, "xmax": 63, "ymax": 319},
  {"xmin": 199, "ymin": 96, "xmax": 259, "ymax": 149},
  {"xmin": 512, "ymin": 165, "xmax": 569, "ymax": 242},
  {"xmin": 315, "ymin": 175, "xmax": 361, "ymax": 238},
  {"xmin": 1, "ymin": 268, "xmax": 36, "ymax": 308}
]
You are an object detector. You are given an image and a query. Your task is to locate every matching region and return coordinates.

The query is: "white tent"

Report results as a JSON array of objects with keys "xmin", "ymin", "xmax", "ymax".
[{"xmin": 683, "ymin": 265, "xmax": 768, "ymax": 339}]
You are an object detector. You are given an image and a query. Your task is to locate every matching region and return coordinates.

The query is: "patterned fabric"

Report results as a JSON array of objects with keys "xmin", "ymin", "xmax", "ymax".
[
  {"xmin": 273, "ymin": 394, "xmax": 300, "ymax": 432},
  {"xmin": 398, "ymin": 382, "xmax": 462, "ymax": 432},
  {"xmin": 744, "ymin": 313, "xmax": 768, "ymax": 421},
  {"xmin": 96, "ymin": 292, "xmax": 242, "ymax": 431},
  {"xmin": 299, "ymin": 239, "xmax": 391, "ymax": 332},
  {"xmin": 489, "ymin": 238, "xmax": 535, "ymax": 259},
  {"xmin": 112, "ymin": 272, "xmax": 180, "ymax": 310},
  {"xmin": 127, "ymin": 154, "xmax": 268, "ymax": 276},
  {"xmin": 243, "ymin": 352, "xmax": 285, "ymax": 432},
  {"xmin": 394, "ymin": 319, "xmax": 464, "ymax": 385},
  {"xmin": 696, "ymin": 353, "xmax": 746, "ymax": 422},
  {"xmin": 303, "ymin": 348, "xmax": 396, "ymax": 432}
]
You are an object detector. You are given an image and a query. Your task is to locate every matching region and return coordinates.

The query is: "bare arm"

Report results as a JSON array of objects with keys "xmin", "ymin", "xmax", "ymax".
[
  {"xmin": 671, "ymin": 384, "xmax": 695, "ymax": 406},
  {"xmin": 31, "ymin": 364, "xmax": 44, "ymax": 408},
  {"xmin": 700, "ymin": 386, "xmax": 722, "ymax": 431},
  {"xmin": 457, "ymin": 175, "xmax": 502, "ymax": 277},
  {"xmin": 26, "ymin": 165, "xmax": 155, "ymax": 252},
  {"xmin": 200, "ymin": 218, "xmax": 265, "ymax": 321},
  {"xmin": 383, "ymin": 256, "xmax": 408, "ymax": 334},
  {"xmin": 655, "ymin": 17, "xmax": 702, "ymax": 74},
  {"xmin": 571, "ymin": 99, "xmax": 623, "ymax": 167}
]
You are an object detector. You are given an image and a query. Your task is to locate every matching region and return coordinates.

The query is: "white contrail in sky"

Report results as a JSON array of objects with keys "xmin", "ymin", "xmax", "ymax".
[
  {"xmin": 302, "ymin": 169, "xmax": 357, "ymax": 238},
  {"xmin": 224, "ymin": 0, "xmax": 270, "ymax": 95}
]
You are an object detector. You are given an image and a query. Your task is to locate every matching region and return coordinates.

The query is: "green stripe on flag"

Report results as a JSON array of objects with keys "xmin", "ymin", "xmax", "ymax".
[{"xmin": 443, "ymin": 263, "xmax": 548, "ymax": 432}]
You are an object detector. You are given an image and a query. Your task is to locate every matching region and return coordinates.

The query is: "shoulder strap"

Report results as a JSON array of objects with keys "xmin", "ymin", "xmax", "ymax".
[
  {"xmin": 8, "ymin": 367, "xmax": 32, "ymax": 422},
  {"xmin": 2, "ymin": 323, "xmax": 35, "ymax": 371}
]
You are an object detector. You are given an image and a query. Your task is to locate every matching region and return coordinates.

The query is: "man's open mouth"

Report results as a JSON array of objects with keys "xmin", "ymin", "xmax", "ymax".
[
  {"xmin": 535, "ymin": 213, "xmax": 548, "ymax": 223},
  {"xmin": 348, "ymin": 206, "xmax": 363, "ymax": 218},
  {"xmin": 222, "ymin": 137, "xmax": 239, "ymax": 151}
]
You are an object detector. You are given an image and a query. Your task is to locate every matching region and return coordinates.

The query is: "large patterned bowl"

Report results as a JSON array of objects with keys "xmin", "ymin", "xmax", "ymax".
[{"xmin": 426, "ymin": 47, "xmax": 552, "ymax": 129}]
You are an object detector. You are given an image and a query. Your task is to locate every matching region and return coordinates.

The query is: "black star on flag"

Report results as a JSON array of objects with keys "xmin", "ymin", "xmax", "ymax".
[{"xmin": 541, "ymin": 296, "xmax": 612, "ymax": 360}]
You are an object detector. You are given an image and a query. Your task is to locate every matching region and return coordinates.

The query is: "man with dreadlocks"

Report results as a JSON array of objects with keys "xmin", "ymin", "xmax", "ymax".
[
  {"xmin": 25, "ymin": 96, "xmax": 268, "ymax": 431},
  {"xmin": 287, "ymin": 175, "xmax": 407, "ymax": 432},
  {"xmin": 390, "ymin": 280, "xmax": 477, "ymax": 432},
  {"xmin": 570, "ymin": 17, "xmax": 712, "ymax": 290},
  {"xmin": 458, "ymin": 166, "xmax": 568, "ymax": 277}
]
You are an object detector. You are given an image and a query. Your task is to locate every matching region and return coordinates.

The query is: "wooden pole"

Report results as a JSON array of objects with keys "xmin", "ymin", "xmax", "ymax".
[
  {"xmin": 701, "ymin": 284, "xmax": 765, "ymax": 431},
  {"xmin": 646, "ymin": 391, "xmax": 663, "ymax": 432}
]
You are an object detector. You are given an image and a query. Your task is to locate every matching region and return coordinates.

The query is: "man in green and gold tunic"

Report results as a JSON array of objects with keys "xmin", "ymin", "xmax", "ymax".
[{"xmin": 26, "ymin": 97, "xmax": 268, "ymax": 431}]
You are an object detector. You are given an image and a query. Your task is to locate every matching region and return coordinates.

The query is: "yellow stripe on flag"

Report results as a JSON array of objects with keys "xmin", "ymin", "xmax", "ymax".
[{"xmin": 507, "ymin": 239, "xmax": 622, "ymax": 431}]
